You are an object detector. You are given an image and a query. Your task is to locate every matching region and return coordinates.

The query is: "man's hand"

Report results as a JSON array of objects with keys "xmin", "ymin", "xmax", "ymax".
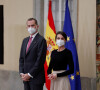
[
  {"xmin": 20, "ymin": 73, "xmax": 25, "ymax": 78},
  {"xmin": 21, "ymin": 74, "xmax": 31, "ymax": 81}
]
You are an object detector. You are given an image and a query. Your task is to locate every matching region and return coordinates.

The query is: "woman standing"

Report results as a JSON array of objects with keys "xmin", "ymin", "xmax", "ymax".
[{"xmin": 47, "ymin": 31, "xmax": 74, "ymax": 90}]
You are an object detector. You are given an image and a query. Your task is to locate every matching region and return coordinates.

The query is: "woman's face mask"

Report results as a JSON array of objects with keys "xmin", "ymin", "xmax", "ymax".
[{"xmin": 56, "ymin": 39, "xmax": 65, "ymax": 47}]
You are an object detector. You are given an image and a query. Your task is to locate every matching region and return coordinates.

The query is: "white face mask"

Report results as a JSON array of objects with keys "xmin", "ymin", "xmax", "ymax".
[
  {"xmin": 56, "ymin": 39, "xmax": 65, "ymax": 47},
  {"xmin": 28, "ymin": 27, "xmax": 36, "ymax": 34}
]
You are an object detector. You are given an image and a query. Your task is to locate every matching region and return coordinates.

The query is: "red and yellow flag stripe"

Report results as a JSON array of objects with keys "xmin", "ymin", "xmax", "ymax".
[{"xmin": 44, "ymin": 1, "xmax": 58, "ymax": 90}]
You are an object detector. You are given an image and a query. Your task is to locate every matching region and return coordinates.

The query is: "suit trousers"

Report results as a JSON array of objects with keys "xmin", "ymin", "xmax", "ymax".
[{"xmin": 23, "ymin": 81, "xmax": 43, "ymax": 90}]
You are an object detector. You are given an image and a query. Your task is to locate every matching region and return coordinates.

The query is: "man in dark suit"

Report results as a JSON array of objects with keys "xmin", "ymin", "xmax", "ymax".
[{"xmin": 19, "ymin": 18, "xmax": 47, "ymax": 90}]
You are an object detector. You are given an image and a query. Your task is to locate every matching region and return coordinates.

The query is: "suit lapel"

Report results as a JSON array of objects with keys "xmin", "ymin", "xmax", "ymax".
[
  {"xmin": 26, "ymin": 33, "xmax": 40, "ymax": 55},
  {"xmin": 24, "ymin": 37, "xmax": 29, "ymax": 56}
]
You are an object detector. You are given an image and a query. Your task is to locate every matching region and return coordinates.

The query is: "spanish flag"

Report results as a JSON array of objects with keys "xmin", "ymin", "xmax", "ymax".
[{"xmin": 44, "ymin": 0, "xmax": 58, "ymax": 90}]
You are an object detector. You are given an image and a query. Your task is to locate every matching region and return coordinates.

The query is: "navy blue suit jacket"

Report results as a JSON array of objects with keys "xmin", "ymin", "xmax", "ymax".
[{"xmin": 19, "ymin": 33, "xmax": 47, "ymax": 84}]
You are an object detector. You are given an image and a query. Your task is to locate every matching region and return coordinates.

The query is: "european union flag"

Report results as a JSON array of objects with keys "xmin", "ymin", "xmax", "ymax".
[{"xmin": 63, "ymin": 0, "xmax": 81, "ymax": 90}]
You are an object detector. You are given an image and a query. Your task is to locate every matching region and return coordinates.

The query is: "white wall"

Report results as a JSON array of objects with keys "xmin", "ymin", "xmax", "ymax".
[
  {"xmin": 77, "ymin": 0, "xmax": 96, "ymax": 78},
  {"xmin": 0, "ymin": 0, "xmax": 34, "ymax": 71}
]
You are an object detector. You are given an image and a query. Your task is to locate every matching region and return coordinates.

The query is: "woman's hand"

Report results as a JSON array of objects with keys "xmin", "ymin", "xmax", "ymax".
[
  {"xmin": 48, "ymin": 74, "xmax": 53, "ymax": 80},
  {"xmin": 48, "ymin": 73, "xmax": 57, "ymax": 80},
  {"xmin": 52, "ymin": 73, "xmax": 57, "ymax": 79}
]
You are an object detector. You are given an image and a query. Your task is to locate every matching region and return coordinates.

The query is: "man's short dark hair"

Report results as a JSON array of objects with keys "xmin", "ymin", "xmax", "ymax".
[{"xmin": 27, "ymin": 18, "xmax": 38, "ymax": 25}]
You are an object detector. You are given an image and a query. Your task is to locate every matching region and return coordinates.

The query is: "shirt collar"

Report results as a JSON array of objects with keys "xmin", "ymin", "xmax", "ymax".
[{"xmin": 30, "ymin": 32, "xmax": 38, "ymax": 39}]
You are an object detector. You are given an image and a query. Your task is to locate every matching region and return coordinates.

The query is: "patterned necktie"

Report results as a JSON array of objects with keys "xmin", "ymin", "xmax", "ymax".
[{"xmin": 26, "ymin": 36, "xmax": 32, "ymax": 53}]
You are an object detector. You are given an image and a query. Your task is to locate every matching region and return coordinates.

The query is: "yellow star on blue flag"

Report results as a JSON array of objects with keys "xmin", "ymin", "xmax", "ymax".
[
  {"xmin": 76, "ymin": 71, "xmax": 80, "ymax": 76},
  {"xmin": 67, "ymin": 36, "xmax": 70, "ymax": 42},
  {"xmin": 70, "ymin": 75, "xmax": 74, "ymax": 80}
]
